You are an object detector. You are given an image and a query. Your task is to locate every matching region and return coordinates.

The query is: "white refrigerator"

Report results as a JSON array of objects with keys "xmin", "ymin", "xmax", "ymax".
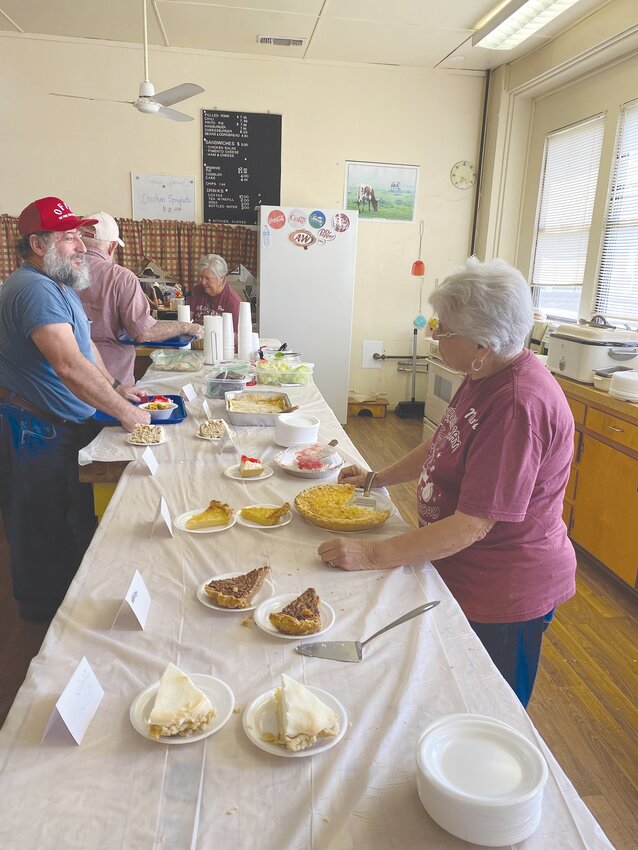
[{"xmin": 258, "ymin": 205, "xmax": 358, "ymax": 423}]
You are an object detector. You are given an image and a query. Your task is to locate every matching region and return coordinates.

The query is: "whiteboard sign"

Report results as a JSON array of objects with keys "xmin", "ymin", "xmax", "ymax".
[{"xmin": 131, "ymin": 173, "xmax": 196, "ymax": 221}]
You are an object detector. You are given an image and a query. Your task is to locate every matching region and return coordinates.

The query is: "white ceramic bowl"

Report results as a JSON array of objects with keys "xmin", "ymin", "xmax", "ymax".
[
  {"xmin": 274, "ymin": 412, "xmax": 320, "ymax": 447},
  {"xmin": 593, "ymin": 375, "xmax": 612, "ymax": 392},
  {"xmin": 609, "ymin": 370, "xmax": 638, "ymax": 401},
  {"xmin": 139, "ymin": 401, "xmax": 178, "ymax": 421}
]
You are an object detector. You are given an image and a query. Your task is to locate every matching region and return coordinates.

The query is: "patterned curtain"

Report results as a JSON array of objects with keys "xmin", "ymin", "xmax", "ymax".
[
  {"xmin": 0, "ymin": 215, "xmax": 257, "ymax": 293},
  {"xmin": 0, "ymin": 215, "xmax": 20, "ymax": 280}
]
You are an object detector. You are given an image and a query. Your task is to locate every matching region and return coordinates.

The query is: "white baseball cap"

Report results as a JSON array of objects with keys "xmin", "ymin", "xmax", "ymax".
[{"xmin": 81, "ymin": 211, "xmax": 125, "ymax": 247}]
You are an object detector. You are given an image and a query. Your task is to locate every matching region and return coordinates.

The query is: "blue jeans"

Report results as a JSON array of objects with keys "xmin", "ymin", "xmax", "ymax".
[
  {"xmin": 468, "ymin": 610, "xmax": 555, "ymax": 708},
  {"xmin": 0, "ymin": 403, "xmax": 101, "ymax": 621}
]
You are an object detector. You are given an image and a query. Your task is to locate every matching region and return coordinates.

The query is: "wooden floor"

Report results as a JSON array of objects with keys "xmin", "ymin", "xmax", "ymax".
[{"xmin": 1, "ymin": 412, "xmax": 636, "ymax": 849}]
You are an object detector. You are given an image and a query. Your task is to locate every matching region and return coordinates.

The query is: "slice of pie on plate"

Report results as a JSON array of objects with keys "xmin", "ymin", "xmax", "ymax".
[
  {"xmin": 269, "ymin": 587, "xmax": 321, "ymax": 635},
  {"xmin": 186, "ymin": 500, "xmax": 233, "ymax": 529},
  {"xmin": 148, "ymin": 662, "xmax": 215, "ymax": 740},
  {"xmin": 239, "ymin": 455, "xmax": 264, "ymax": 477},
  {"xmin": 268, "ymin": 673, "xmax": 339, "ymax": 752},
  {"xmin": 240, "ymin": 503, "xmax": 290, "ymax": 526},
  {"xmin": 204, "ymin": 566, "xmax": 271, "ymax": 609}
]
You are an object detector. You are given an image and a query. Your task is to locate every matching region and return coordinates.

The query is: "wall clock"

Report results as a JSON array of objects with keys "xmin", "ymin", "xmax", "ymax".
[{"xmin": 450, "ymin": 160, "xmax": 477, "ymax": 190}]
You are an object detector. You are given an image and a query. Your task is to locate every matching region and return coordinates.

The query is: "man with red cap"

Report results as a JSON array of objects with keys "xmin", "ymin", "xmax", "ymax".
[{"xmin": 0, "ymin": 196, "xmax": 150, "ymax": 622}]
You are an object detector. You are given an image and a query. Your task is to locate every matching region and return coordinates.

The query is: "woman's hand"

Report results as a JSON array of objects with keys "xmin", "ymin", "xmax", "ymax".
[
  {"xmin": 337, "ymin": 464, "xmax": 370, "ymax": 488},
  {"xmin": 318, "ymin": 538, "xmax": 379, "ymax": 571}
]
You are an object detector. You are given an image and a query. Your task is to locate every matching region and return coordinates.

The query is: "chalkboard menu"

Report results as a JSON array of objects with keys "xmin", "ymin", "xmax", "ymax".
[{"xmin": 202, "ymin": 110, "xmax": 282, "ymax": 225}]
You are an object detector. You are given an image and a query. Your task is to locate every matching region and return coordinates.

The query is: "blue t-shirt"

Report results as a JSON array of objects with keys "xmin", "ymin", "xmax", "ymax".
[{"xmin": 0, "ymin": 264, "xmax": 96, "ymax": 422}]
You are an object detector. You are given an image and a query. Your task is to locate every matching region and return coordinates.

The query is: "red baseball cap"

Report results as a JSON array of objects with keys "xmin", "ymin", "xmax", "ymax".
[{"xmin": 17, "ymin": 197, "xmax": 98, "ymax": 236}]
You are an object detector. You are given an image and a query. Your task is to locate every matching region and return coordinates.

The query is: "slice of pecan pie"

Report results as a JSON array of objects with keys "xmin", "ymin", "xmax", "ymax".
[
  {"xmin": 269, "ymin": 587, "xmax": 322, "ymax": 635},
  {"xmin": 204, "ymin": 566, "xmax": 270, "ymax": 609}
]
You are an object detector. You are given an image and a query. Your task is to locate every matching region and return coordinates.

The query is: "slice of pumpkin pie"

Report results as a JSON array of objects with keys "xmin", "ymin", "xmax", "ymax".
[
  {"xmin": 269, "ymin": 588, "xmax": 322, "ymax": 635},
  {"xmin": 204, "ymin": 566, "xmax": 271, "ymax": 609}
]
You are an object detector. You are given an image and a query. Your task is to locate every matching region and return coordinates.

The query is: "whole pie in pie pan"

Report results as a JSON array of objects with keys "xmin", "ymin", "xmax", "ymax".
[{"xmin": 294, "ymin": 484, "xmax": 392, "ymax": 532}]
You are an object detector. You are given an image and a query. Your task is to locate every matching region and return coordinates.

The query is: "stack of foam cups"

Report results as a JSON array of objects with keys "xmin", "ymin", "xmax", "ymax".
[
  {"xmin": 222, "ymin": 312, "xmax": 234, "ymax": 362},
  {"xmin": 237, "ymin": 301, "xmax": 253, "ymax": 360},
  {"xmin": 177, "ymin": 304, "xmax": 191, "ymax": 349}
]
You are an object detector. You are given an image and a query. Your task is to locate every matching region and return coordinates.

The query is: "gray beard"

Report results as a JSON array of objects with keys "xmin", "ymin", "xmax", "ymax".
[{"xmin": 43, "ymin": 243, "xmax": 90, "ymax": 291}]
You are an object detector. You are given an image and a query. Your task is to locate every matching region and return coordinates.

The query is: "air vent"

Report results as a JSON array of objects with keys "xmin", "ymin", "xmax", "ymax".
[{"xmin": 257, "ymin": 36, "xmax": 305, "ymax": 47}]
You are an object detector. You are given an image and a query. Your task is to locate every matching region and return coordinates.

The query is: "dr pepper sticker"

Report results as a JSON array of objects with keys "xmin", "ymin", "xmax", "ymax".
[
  {"xmin": 331, "ymin": 213, "xmax": 350, "ymax": 232},
  {"xmin": 289, "ymin": 230, "xmax": 316, "ymax": 250},
  {"xmin": 316, "ymin": 227, "xmax": 336, "ymax": 244},
  {"xmin": 309, "ymin": 210, "xmax": 326, "ymax": 228},
  {"xmin": 267, "ymin": 209, "xmax": 286, "ymax": 229}
]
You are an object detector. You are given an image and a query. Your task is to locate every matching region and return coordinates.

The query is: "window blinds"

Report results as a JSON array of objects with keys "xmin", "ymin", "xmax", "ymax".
[
  {"xmin": 594, "ymin": 100, "xmax": 638, "ymax": 322},
  {"xmin": 531, "ymin": 115, "xmax": 604, "ymax": 288}
]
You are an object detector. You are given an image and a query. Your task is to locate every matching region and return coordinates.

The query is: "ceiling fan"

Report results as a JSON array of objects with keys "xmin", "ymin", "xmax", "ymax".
[{"xmin": 50, "ymin": 0, "xmax": 204, "ymax": 122}]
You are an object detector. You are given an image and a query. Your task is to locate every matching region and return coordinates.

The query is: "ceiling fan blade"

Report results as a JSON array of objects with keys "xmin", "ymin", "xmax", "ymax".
[
  {"xmin": 154, "ymin": 83, "xmax": 204, "ymax": 107},
  {"xmin": 49, "ymin": 93, "xmax": 132, "ymax": 104},
  {"xmin": 156, "ymin": 106, "xmax": 194, "ymax": 122}
]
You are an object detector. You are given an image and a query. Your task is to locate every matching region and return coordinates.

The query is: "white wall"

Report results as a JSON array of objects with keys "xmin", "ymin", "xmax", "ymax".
[{"xmin": 0, "ymin": 34, "xmax": 484, "ymax": 405}]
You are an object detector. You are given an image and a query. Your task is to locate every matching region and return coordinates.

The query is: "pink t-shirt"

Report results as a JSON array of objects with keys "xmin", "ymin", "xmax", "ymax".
[
  {"xmin": 417, "ymin": 350, "xmax": 576, "ymax": 624},
  {"xmin": 188, "ymin": 282, "xmax": 241, "ymax": 329},
  {"xmin": 79, "ymin": 250, "xmax": 155, "ymax": 385}
]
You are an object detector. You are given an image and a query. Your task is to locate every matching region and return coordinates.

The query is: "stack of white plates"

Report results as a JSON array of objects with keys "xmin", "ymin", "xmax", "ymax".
[
  {"xmin": 609, "ymin": 370, "xmax": 638, "ymax": 401},
  {"xmin": 416, "ymin": 714, "xmax": 548, "ymax": 847}
]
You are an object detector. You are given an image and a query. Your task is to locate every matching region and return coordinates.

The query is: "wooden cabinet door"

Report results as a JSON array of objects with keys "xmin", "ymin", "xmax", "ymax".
[{"xmin": 571, "ymin": 435, "xmax": 638, "ymax": 587}]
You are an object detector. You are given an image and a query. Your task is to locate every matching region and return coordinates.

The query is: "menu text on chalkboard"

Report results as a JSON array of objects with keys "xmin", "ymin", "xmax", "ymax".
[{"xmin": 202, "ymin": 111, "xmax": 282, "ymax": 225}]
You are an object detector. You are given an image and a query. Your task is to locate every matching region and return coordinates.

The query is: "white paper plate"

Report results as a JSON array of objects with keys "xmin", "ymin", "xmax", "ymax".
[
  {"xmin": 224, "ymin": 464, "xmax": 273, "ymax": 481},
  {"xmin": 254, "ymin": 593, "xmax": 335, "ymax": 640},
  {"xmin": 417, "ymin": 714, "xmax": 548, "ymax": 802},
  {"xmin": 236, "ymin": 505, "xmax": 293, "ymax": 530},
  {"xmin": 174, "ymin": 508, "xmax": 236, "ymax": 534},
  {"xmin": 242, "ymin": 686, "xmax": 347, "ymax": 757},
  {"xmin": 127, "ymin": 433, "xmax": 168, "ymax": 446},
  {"xmin": 197, "ymin": 573, "xmax": 275, "ymax": 612},
  {"xmin": 608, "ymin": 388, "xmax": 638, "ymax": 402},
  {"xmin": 194, "ymin": 424, "xmax": 236, "ymax": 442},
  {"xmin": 129, "ymin": 673, "xmax": 234, "ymax": 744}
]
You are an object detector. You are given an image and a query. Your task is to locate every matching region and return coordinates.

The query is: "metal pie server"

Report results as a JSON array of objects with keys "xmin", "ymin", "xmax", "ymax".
[{"xmin": 295, "ymin": 600, "xmax": 440, "ymax": 662}]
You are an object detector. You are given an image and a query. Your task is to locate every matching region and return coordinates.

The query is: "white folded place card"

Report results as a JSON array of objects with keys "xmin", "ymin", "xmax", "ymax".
[
  {"xmin": 112, "ymin": 569, "xmax": 151, "ymax": 630},
  {"xmin": 43, "ymin": 657, "xmax": 104, "ymax": 745},
  {"xmin": 202, "ymin": 398, "xmax": 212, "ymax": 420},
  {"xmin": 141, "ymin": 446, "xmax": 158, "ymax": 476},
  {"xmin": 181, "ymin": 382, "xmax": 197, "ymax": 402},
  {"xmin": 152, "ymin": 496, "xmax": 173, "ymax": 538}
]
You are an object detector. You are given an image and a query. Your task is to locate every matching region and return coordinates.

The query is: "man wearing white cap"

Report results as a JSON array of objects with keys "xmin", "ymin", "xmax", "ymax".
[{"xmin": 78, "ymin": 212, "xmax": 202, "ymax": 385}]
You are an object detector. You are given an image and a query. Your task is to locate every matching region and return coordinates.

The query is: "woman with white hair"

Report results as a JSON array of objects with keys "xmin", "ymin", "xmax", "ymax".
[
  {"xmin": 319, "ymin": 257, "xmax": 576, "ymax": 706},
  {"xmin": 188, "ymin": 253, "xmax": 241, "ymax": 329}
]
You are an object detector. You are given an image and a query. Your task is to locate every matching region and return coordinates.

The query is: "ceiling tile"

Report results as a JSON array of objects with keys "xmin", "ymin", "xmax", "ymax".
[
  {"xmin": 322, "ymin": 0, "xmax": 495, "ymax": 30},
  {"xmin": 163, "ymin": 0, "xmax": 324, "ymax": 12}
]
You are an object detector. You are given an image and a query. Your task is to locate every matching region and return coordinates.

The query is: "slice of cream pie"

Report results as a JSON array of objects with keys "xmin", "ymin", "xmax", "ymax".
[
  {"xmin": 271, "ymin": 673, "xmax": 339, "ymax": 752},
  {"xmin": 148, "ymin": 663, "xmax": 215, "ymax": 740}
]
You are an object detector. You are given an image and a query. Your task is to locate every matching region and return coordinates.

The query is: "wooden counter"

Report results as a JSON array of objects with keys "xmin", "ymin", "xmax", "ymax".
[{"xmin": 555, "ymin": 376, "xmax": 638, "ymax": 590}]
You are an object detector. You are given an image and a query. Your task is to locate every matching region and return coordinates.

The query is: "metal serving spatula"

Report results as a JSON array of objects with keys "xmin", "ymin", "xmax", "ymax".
[
  {"xmin": 354, "ymin": 470, "xmax": 377, "ymax": 508},
  {"xmin": 295, "ymin": 601, "xmax": 440, "ymax": 662}
]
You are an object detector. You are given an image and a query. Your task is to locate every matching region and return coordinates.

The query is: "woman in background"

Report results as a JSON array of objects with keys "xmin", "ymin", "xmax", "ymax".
[
  {"xmin": 188, "ymin": 254, "xmax": 240, "ymax": 329},
  {"xmin": 318, "ymin": 257, "xmax": 576, "ymax": 706}
]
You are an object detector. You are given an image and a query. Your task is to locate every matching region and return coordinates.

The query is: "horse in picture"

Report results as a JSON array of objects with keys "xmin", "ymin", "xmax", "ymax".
[
  {"xmin": 389, "ymin": 180, "xmax": 401, "ymax": 192},
  {"xmin": 357, "ymin": 185, "xmax": 378, "ymax": 212}
]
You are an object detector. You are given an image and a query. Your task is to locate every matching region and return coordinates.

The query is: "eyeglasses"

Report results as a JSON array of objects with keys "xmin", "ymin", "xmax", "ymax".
[{"xmin": 432, "ymin": 327, "xmax": 459, "ymax": 340}]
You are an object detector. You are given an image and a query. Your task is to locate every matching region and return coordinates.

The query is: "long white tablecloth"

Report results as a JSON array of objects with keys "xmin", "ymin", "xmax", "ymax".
[{"xmin": 0, "ymin": 369, "xmax": 614, "ymax": 849}]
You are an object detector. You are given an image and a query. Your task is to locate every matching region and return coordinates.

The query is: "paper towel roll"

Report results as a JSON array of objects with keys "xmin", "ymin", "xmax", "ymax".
[
  {"xmin": 211, "ymin": 315, "xmax": 224, "ymax": 363},
  {"xmin": 222, "ymin": 312, "xmax": 234, "ymax": 360},
  {"xmin": 177, "ymin": 305, "xmax": 191, "ymax": 323}
]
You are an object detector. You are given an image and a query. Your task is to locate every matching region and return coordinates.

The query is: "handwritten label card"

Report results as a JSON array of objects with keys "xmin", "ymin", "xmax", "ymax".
[
  {"xmin": 152, "ymin": 496, "xmax": 173, "ymax": 538},
  {"xmin": 202, "ymin": 399, "xmax": 213, "ymax": 420},
  {"xmin": 181, "ymin": 383, "xmax": 197, "ymax": 402},
  {"xmin": 141, "ymin": 446, "xmax": 159, "ymax": 477},
  {"xmin": 112, "ymin": 570, "xmax": 151, "ymax": 630},
  {"xmin": 43, "ymin": 657, "xmax": 104, "ymax": 745}
]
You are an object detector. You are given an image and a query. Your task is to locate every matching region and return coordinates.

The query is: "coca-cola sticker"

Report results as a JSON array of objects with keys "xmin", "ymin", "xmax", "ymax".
[
  {"xmin": 289, "ymin": 230, "xmax": 316, "ymax": 250},
  {"xmin": 331, "ymin": 213, "xmax": 350, "ymax": 233},
  {"xmin": 289, "ymin": 208, "xmax": 307, "ymax": 228},
  {"xmin": 268, "ymin": 209, "xmax": 286, "ymax": 229}
]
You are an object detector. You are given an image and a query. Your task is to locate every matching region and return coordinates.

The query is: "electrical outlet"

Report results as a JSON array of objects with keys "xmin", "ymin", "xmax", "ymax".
[{"xmin": 362, "ymin": 340, "xmax": 383, "ymax": 369}]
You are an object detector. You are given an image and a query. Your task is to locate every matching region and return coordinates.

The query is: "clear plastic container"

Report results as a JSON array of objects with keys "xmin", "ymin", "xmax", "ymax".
[
  {"xmin": 149, "ymin": 349, "xmax": 204, "ymax": 372},
  {"xmin": 205, "ymin": 366, "xmax": 253, "ymax": 398},
  {"xmin": 256, "ymin": 361, "xmax": 314, "ymax": 386}
]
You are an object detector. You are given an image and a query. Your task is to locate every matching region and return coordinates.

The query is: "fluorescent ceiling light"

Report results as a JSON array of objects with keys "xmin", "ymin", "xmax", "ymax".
[{"xmin": 472, "ymin": 0, "xmax": 582, "ymax": 50}]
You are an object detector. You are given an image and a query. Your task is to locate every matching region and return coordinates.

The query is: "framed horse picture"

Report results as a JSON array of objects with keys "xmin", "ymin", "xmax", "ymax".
[{"xmin": 344, "ymin": 161, "xmax": 418, "ymax": 222}]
